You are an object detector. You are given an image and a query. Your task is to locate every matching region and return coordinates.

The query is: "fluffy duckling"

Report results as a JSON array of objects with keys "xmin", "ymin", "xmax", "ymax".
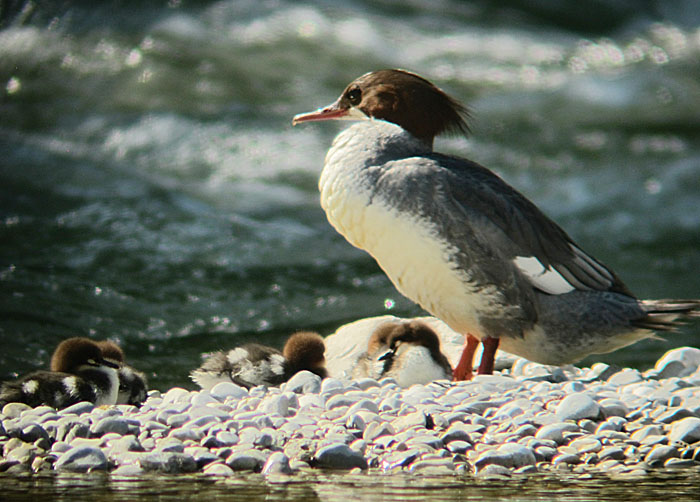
[
  {"xmin": 0, "ymin": 337, "xmax": 119, "ymax": 409},
  {"xmin": 353, "ymin": 321, "xmax": 452, "ymax": 386},
  {"xmin": 191, "ymin": 331, "xmax": 327, "ymax": 390},
  {"xmin": 93, "ymin": 340, "xmax": 148, "ymax": 406}
]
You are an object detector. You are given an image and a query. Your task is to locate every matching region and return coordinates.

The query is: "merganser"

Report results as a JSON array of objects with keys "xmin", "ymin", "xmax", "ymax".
[
  {"xmin": 293, "ymin": 69, "xmax": 700, "ymax": 380},
  {"xmin": 0, "ymin": 337, "xmax": 119, "ymax": 409},
  {"xmin": 353, "ymin": 320, "xmax": 452, "ymax": 386},
  {"xmin": 93, "ymin": 340, "xmax": 148, "ymax": 406},
  {"xmin": 191, "ymin": 331, "xmax": 327, "ymax": 390}
]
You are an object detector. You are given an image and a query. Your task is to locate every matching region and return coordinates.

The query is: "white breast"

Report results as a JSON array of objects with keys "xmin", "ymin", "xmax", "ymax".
[{"xmin": 319, "ymin": 124, "xmax": 502, "ymax": 338}]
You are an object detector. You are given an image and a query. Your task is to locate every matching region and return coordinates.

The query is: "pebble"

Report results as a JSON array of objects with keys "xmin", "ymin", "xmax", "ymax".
[
  {"xmin": 54, "ymin": 446, "xmax": 108, "ymax": 472},
  {"xmin": 1, "ymin": 322, "xmax": 699, "ymax": 480}
]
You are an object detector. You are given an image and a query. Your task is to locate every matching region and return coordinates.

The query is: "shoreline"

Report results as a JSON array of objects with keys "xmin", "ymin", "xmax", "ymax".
[{"xmin": 2, "ymin": 319, "xmax": 699, "ymax": 478}]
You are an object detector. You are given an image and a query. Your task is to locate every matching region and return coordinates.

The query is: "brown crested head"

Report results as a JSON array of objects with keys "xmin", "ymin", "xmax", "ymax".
[
  {"xmin": 366, "ymin": 321, "xmax": 401, "ymax": 355},
  {"xmin": 95, "ymin": 340, "xmax": 125, "ymax": 363},
  {"xmin": 293, "ymin": 69, "xmax": 470, "ymax": 147},
  {"xmin": 387, "ymin": 321, "xmax": 442, "ymax": 352},
  {"xmin": 283, "ymin": 331, "xmax": 326, "ymax": 375},
  {"xmin": 50, "ymin": 337, "xmax": 117, "ymax": 373}
]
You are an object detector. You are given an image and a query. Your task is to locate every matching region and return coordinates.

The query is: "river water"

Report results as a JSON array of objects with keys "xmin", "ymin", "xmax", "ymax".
[{"xmin": 0, "ymin": 0, "xmax": 699, "ymax": 497}]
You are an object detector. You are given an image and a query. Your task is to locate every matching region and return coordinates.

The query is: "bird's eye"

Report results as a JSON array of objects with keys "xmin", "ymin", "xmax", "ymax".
[{"xmin": 346, "ymin": 88, "xmax": 362, "ymax": 106}]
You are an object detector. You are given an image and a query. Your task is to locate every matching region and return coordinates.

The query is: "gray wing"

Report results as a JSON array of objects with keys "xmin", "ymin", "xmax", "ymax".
[{"xmin": 370, "ymin": 154, "xmax": 632, "ymax": 298}]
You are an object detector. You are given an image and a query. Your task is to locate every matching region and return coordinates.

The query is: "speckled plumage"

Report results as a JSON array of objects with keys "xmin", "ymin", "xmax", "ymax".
[
  {"xmin": 0, "ymin": 337, "xmax": 119, "ymax": 409},
  {"xmin": 191, "ymin": 331, "xmax": 327, "ymax": 390}
]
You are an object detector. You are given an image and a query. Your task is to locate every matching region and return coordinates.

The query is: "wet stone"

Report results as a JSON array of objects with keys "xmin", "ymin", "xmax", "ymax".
[
  {"xmin": 668, "ymin": 417, "xmax": 700, "ymax": 444},
  {"xmin": 314, "ymin": 443, "xmax": 368, "ymax": 470},
  {"xmin": 54, "ymin": 446, "xmax": 108, "ymax": 472},
  {"xmin": 140, "ymin": 452, "xmax": 198, "ymax": 474}
]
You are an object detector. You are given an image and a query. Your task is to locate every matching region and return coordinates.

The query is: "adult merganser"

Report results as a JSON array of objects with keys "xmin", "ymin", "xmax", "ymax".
[
  {"xmin": 0, "ymin": 337, "xmax": 119, "ymax": 409},
  {"xmin": 93, "ymin": 340, "xmax": 148, "ymax": 406},
  {"xmin": 191, "ymin": 331, "xmax": 327, "ymax": 390},
  {"xmin": 353, "ymin": 320, "xmax": 452, "ymax": 386},
  {"xmin": 293, "ymin": 69, "xmax": 700, "ymax": 380}
]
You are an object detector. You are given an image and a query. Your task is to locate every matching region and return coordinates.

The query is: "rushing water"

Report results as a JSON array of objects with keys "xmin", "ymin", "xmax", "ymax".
[{"xmin": 1, "ymin": 2, "xmax": 699, "ymax": 390}]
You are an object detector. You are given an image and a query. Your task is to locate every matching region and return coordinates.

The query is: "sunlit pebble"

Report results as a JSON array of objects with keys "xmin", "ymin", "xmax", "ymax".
[
  {"xmin": 645, "ymin": 179, "xmax": 662, "ymax": 195},
  {"xmin": 6, "ymin": 76, "xmax": 21, "ymax": 94},
  {"xmin": 384, "ymin": 298, "xmax": 395, "ymax": 310}
]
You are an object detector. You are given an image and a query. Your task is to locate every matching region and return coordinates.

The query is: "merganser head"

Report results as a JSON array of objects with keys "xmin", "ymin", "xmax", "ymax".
[
  {"xmin": 50, "ymin": 337, "xmax": 119, "ymax": 373},
  {"xmin": 385, "ymin": 320, "xmax": 443, "ymax": 353},
  {"xmin": 95, "ymin": 340, "xmax": 125, "ymax": 363},
  {"xmin": 283, "ymin": 331, "xmax": 327, "ymax": 378},
  {"xmin": 292, "ymin": 69, "xmax": 470, "ymax": 147}
]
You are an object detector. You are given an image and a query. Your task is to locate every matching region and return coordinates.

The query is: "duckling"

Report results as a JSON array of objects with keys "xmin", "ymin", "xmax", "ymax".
[
  {"xmin": 353, "ymin": 321, "xmax": 452, "ymax": 386},
  {"xmin": 0, "ymin": 337, "xmax": 119, "ymax": 409},
  {"xmin": 93, "ymin": 340, "xmax": 148, "ymax": 406},
  {"xmin": 191, "ymin": 331, "xmax": 327, "ymax": 390}
]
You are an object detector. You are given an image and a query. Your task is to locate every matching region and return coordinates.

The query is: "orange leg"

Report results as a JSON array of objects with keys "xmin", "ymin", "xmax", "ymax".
[
  {"xmin": 452, "ymin": 334, "xmax": 480, "ymax": 381},
  {"xmin": 477, "ymin": 336, "xmax": 500, "ymax": 375}
]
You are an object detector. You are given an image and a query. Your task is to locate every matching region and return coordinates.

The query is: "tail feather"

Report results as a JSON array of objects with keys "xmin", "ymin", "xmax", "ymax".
[{"xmin": 635, "ymin": 299, "xmax": 700, "ymax": 331}]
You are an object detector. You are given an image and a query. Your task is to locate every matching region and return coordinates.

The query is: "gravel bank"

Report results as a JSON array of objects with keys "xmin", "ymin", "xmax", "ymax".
[{"xmin": 2, "ymin": 339, "xmax": 700, "ymax": 479}]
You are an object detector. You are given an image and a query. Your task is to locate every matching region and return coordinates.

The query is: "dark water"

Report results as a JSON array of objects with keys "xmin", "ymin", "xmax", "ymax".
[
  {"xmin": 2, "ymin": 470, "xmax": 700, "ymax": 502},
  {"xmin": 1, "ymin": 2, "xmax": 699, "ymax": 390}
]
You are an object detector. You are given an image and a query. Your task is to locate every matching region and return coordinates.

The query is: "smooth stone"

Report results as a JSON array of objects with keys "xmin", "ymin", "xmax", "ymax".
[
  {"xmin": 347, "ymin": 399, "xmax": 379, "ymax": 415},
  {"xmin": 668, "ymin": 417, "xmax": 700, "ymax": 444},
  {"xmin": 599, "ymin": 399, "xmax": 629, "ymax": 418},
  {"xmin": 60, "ymin": 402, "xmax": 95, "ymax": 416},
  {"xmin": 108, "ymin": 435, "xmax": 144, "ymax": 453},
  {"xmin": 631, "ymin": 425, "xmax": 663, "ymax": 441},
  {"xmin": 2, "ymin": 403, "xmax": 32, "ymax": 418},
  {"xmin": 283, "ymin": 372, "xmax": 323, "ymax": 394},
  {"xmin": 6, "ymin": 442, "xmax": 40, "ymax": 465},
  {"xmin": 608, "ymin": 369, "xmax": 643, "ymax": 386},
  {"xmin": 140, "ymin": 452, "xmax": 198, "ymax": 473},
  {"xmin": 162, "ymin": 387, "xmax": 191, "ymax": 404},
  {"xmin": 598, "ymin": 446, "xmax": 626, "ymax": 461},
  {"xmin": 409, "ymin": 457, "xmax": 455, "ymax": 473},
  {"xmin": 326, "ymin": 394, "xmax": 359, "ymax": 409},
  {"xmin": 656, "ymin": 408, "xmax": 696, "ymax": 424},
  {"xmin": 226, "ymin": 449, "xmax": 268, "ymax": 472},
  {"xmin": 262, "ymin": 451, "xmax": 293, "ymax": 475},
  {"xmin": 111, "ymin": 464, "xmax": 145, "ymax": 477},
  {"xmin": 54, "ymin": 446, "xmax": 108, "ymax": 472},
  {"xmin": 90, "ymin": 417, "xmax": 132, "ymax": 437},
  {"xmin": 210, "ymin": 382, "xmax": 248, "ymax": 401},
  {"xmin": 477, "ymin": 464, "xmax": 512, "ymax": 477},
  {"xmin": 654, "ymin": 347, "xmax": 700, "ymax": 378},
  {"xmin": 644, "ymin": 445, "xmax": 679, "ymax": 465},
  {"xmin": 555, "ymin": 394, "xmax": 600, "ymax": 421},
  {"xmin": 363, "ymin": 421, "xmax": 395, "ymax": 442},
  {"xmin": 259, "ymin": 394, "xmax": 290, "ymax": 417},
  {"xmin": 314, "ymin": 443, "xmax": 368, "ymax": 470},
  {"xmin": 552, "ymin": 453, "xmax": 581, "ymax": 465},
  {"xmin": 202, "ymin": 462, "xmax": 235, "ymax": 476},
  {"xmin": 535, "ymin": 422, "xmax": 579, "ymax": 444}
]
